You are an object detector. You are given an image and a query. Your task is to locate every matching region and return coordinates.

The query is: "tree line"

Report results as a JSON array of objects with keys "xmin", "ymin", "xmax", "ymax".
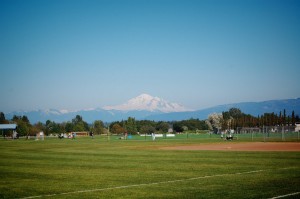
[
  {"xmin": 0, "ymin": 113, "xmax": 209, "ymax": 136},
  {"xmin": 207, "ymin": 108, "xmax": 300, "ymax": 133},
  {"xmin": 1, "ymin": 108, "xmax": 299, "ymax": 137},
  {"xmin": 0, "ymin": 113, "xmax": 105, "ymax": 137},
  {"xmin": 108, "ymin": 117, "xmax": 208, "ymax": 135}
]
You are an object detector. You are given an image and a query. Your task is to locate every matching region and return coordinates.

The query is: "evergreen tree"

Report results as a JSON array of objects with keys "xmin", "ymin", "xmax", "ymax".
[
  {"xmin": 279, "ymin": 111, "xmax": 282, "ymax": 126},
  {"xmin": 0, "ymin": 112, "xmax": 8, "ymax": 124},
  {"xmin": 283, "ymin": 109, "xmax": 286, "ymax": 126},
  {"xmin": 126, "ymin": 117, "xmax": 137, "ymax": 134},
  {"xmin": 71, "ymin": 115, "xmax": 89, "ymax": 131},
  {"xmin": 291, "ymin": 111, "xmax": 295, "ymax": 126},
  {"xmin": 92, "ymin": 120, "xmax": 104, "ymax": 135}
]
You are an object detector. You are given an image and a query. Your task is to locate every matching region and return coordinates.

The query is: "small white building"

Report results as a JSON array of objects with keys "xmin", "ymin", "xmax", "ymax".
[
  {"xmin": 0, "ymin": 124, "xmax": 17, "ymax": 138},
  {"xmin": 295, "ymin": 122, "xmax": 300, "ymax": 132}
]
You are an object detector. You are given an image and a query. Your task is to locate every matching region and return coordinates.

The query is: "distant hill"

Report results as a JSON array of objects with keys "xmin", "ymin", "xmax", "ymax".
[
  {"xmin": 5, "ymin": 109, "xmax": 163, "ymax": 124},
  {"xmin": 5, "ymin": 97, "xmax": 300, "ymax": 124},
  {"xmin": 146, "ymin": 98, "xmax": 300, "ymax": 121}
]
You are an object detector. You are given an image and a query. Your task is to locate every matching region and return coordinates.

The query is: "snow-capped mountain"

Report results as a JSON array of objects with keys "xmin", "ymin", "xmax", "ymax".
[
  {"xmin": 5, "ymin": 94, "xmax": 191, "ymax": 123},
  {"xmin": 103, "ymin": 94, "xmax": 191, "ymax": 113},
  {"xmin": 4, "ymin": 96, "xmax": 300, "ymax": 124}
]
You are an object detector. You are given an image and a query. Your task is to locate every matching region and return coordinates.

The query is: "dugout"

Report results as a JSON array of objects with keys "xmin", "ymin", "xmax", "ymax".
[
  {"xmin": 67, "ymin": 132, "xmax": 89, "ymax": 136},
  {"xmin": 0, "ymin": 124, "xmax": 18, "ymax": 139}
]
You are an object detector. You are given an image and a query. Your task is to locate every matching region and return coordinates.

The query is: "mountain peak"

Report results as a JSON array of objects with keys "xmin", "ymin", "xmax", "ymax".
[
  {"xmin": 103, "ymin": 94, "xmax": 191, "ymax": 113},
  {"xmin": 137, "ymin": 93, "xmax": 153, "ymax": 99}
]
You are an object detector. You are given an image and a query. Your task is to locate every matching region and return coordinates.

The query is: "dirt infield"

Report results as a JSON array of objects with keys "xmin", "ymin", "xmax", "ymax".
[{"xmin": 162, "ymin": 142, "xmax": 300, "ymax": 151}]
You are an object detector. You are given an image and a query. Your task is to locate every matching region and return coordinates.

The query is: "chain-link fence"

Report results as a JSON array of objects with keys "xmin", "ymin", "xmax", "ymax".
[{"xmin": 236, "ymin": 126, "xmax": 300, "ymax": 141}]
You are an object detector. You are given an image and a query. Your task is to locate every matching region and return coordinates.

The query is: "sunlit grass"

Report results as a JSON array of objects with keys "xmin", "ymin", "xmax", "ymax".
[{"xmin": 0, "ymin": 137, "xmax": 299, "ymax": 198}]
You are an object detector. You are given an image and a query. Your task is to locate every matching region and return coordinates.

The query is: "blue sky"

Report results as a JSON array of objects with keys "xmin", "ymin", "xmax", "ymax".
[{"xmin": 1, "ymin": 0, "xmax": 300, "ymax": 113}]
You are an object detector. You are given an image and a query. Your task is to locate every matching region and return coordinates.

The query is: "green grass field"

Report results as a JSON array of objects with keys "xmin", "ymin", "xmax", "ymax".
[{"xmin": 0, "ymin": 136, "xmax": 299, "ymax": 199}]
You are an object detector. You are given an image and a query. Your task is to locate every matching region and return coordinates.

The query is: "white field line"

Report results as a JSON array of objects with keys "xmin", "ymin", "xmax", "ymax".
[
  {"xmin": 269, "ymin": 192, "xmax": 300, "ymax": 199},
  {"xmin": 19, "ymin": 167, "xmax": 297, "ymax": 199}
]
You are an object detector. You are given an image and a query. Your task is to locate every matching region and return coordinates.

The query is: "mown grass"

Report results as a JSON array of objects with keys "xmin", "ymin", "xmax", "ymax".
[{"xmin": 0, "ymin": 136, "xmax": 299, "ymax": 198}]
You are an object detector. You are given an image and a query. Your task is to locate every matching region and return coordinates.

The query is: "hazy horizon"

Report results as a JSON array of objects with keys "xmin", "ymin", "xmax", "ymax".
[
  {"xmin": 1, "ymin": 0, "xmax": 300, "ymax": 113},
  {"xmin": 3, "ymin": 93, "xmax": 299, "ymax": 114}
]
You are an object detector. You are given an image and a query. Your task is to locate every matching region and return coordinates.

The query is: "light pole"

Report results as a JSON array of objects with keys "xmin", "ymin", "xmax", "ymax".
[{"xmin": 107, "ymin": 125, "xmax": 110, "ymax": 141}]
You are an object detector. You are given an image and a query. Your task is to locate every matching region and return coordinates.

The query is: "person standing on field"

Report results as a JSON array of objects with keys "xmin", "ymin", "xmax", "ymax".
[{"xmin": 152, "ymin": 132, "xmax": 155, "ymax": 141}]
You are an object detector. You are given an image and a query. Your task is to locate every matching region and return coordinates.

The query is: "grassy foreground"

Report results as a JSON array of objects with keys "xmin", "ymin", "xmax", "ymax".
[{"xmin": 0, "ymin": 136, "xmax": 299, "ymax": 199}]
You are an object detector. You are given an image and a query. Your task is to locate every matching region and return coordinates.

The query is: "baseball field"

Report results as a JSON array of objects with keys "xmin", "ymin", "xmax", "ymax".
[{"xmin": 0, "ymin": 136, "xmax": 299, "ymax": 198}]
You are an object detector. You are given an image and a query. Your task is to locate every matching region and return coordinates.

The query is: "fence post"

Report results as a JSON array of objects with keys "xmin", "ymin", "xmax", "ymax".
[
  {"xmin": 282, "ymin": 126, "xmax": 285, "ymax": 141},
  {"xmin": 263, "ymin": 126, "xmax": 266, "ymax": 142},
  {"xmin": 107, "ymin": 126, "xmax": 110, "ymax": 141}
]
